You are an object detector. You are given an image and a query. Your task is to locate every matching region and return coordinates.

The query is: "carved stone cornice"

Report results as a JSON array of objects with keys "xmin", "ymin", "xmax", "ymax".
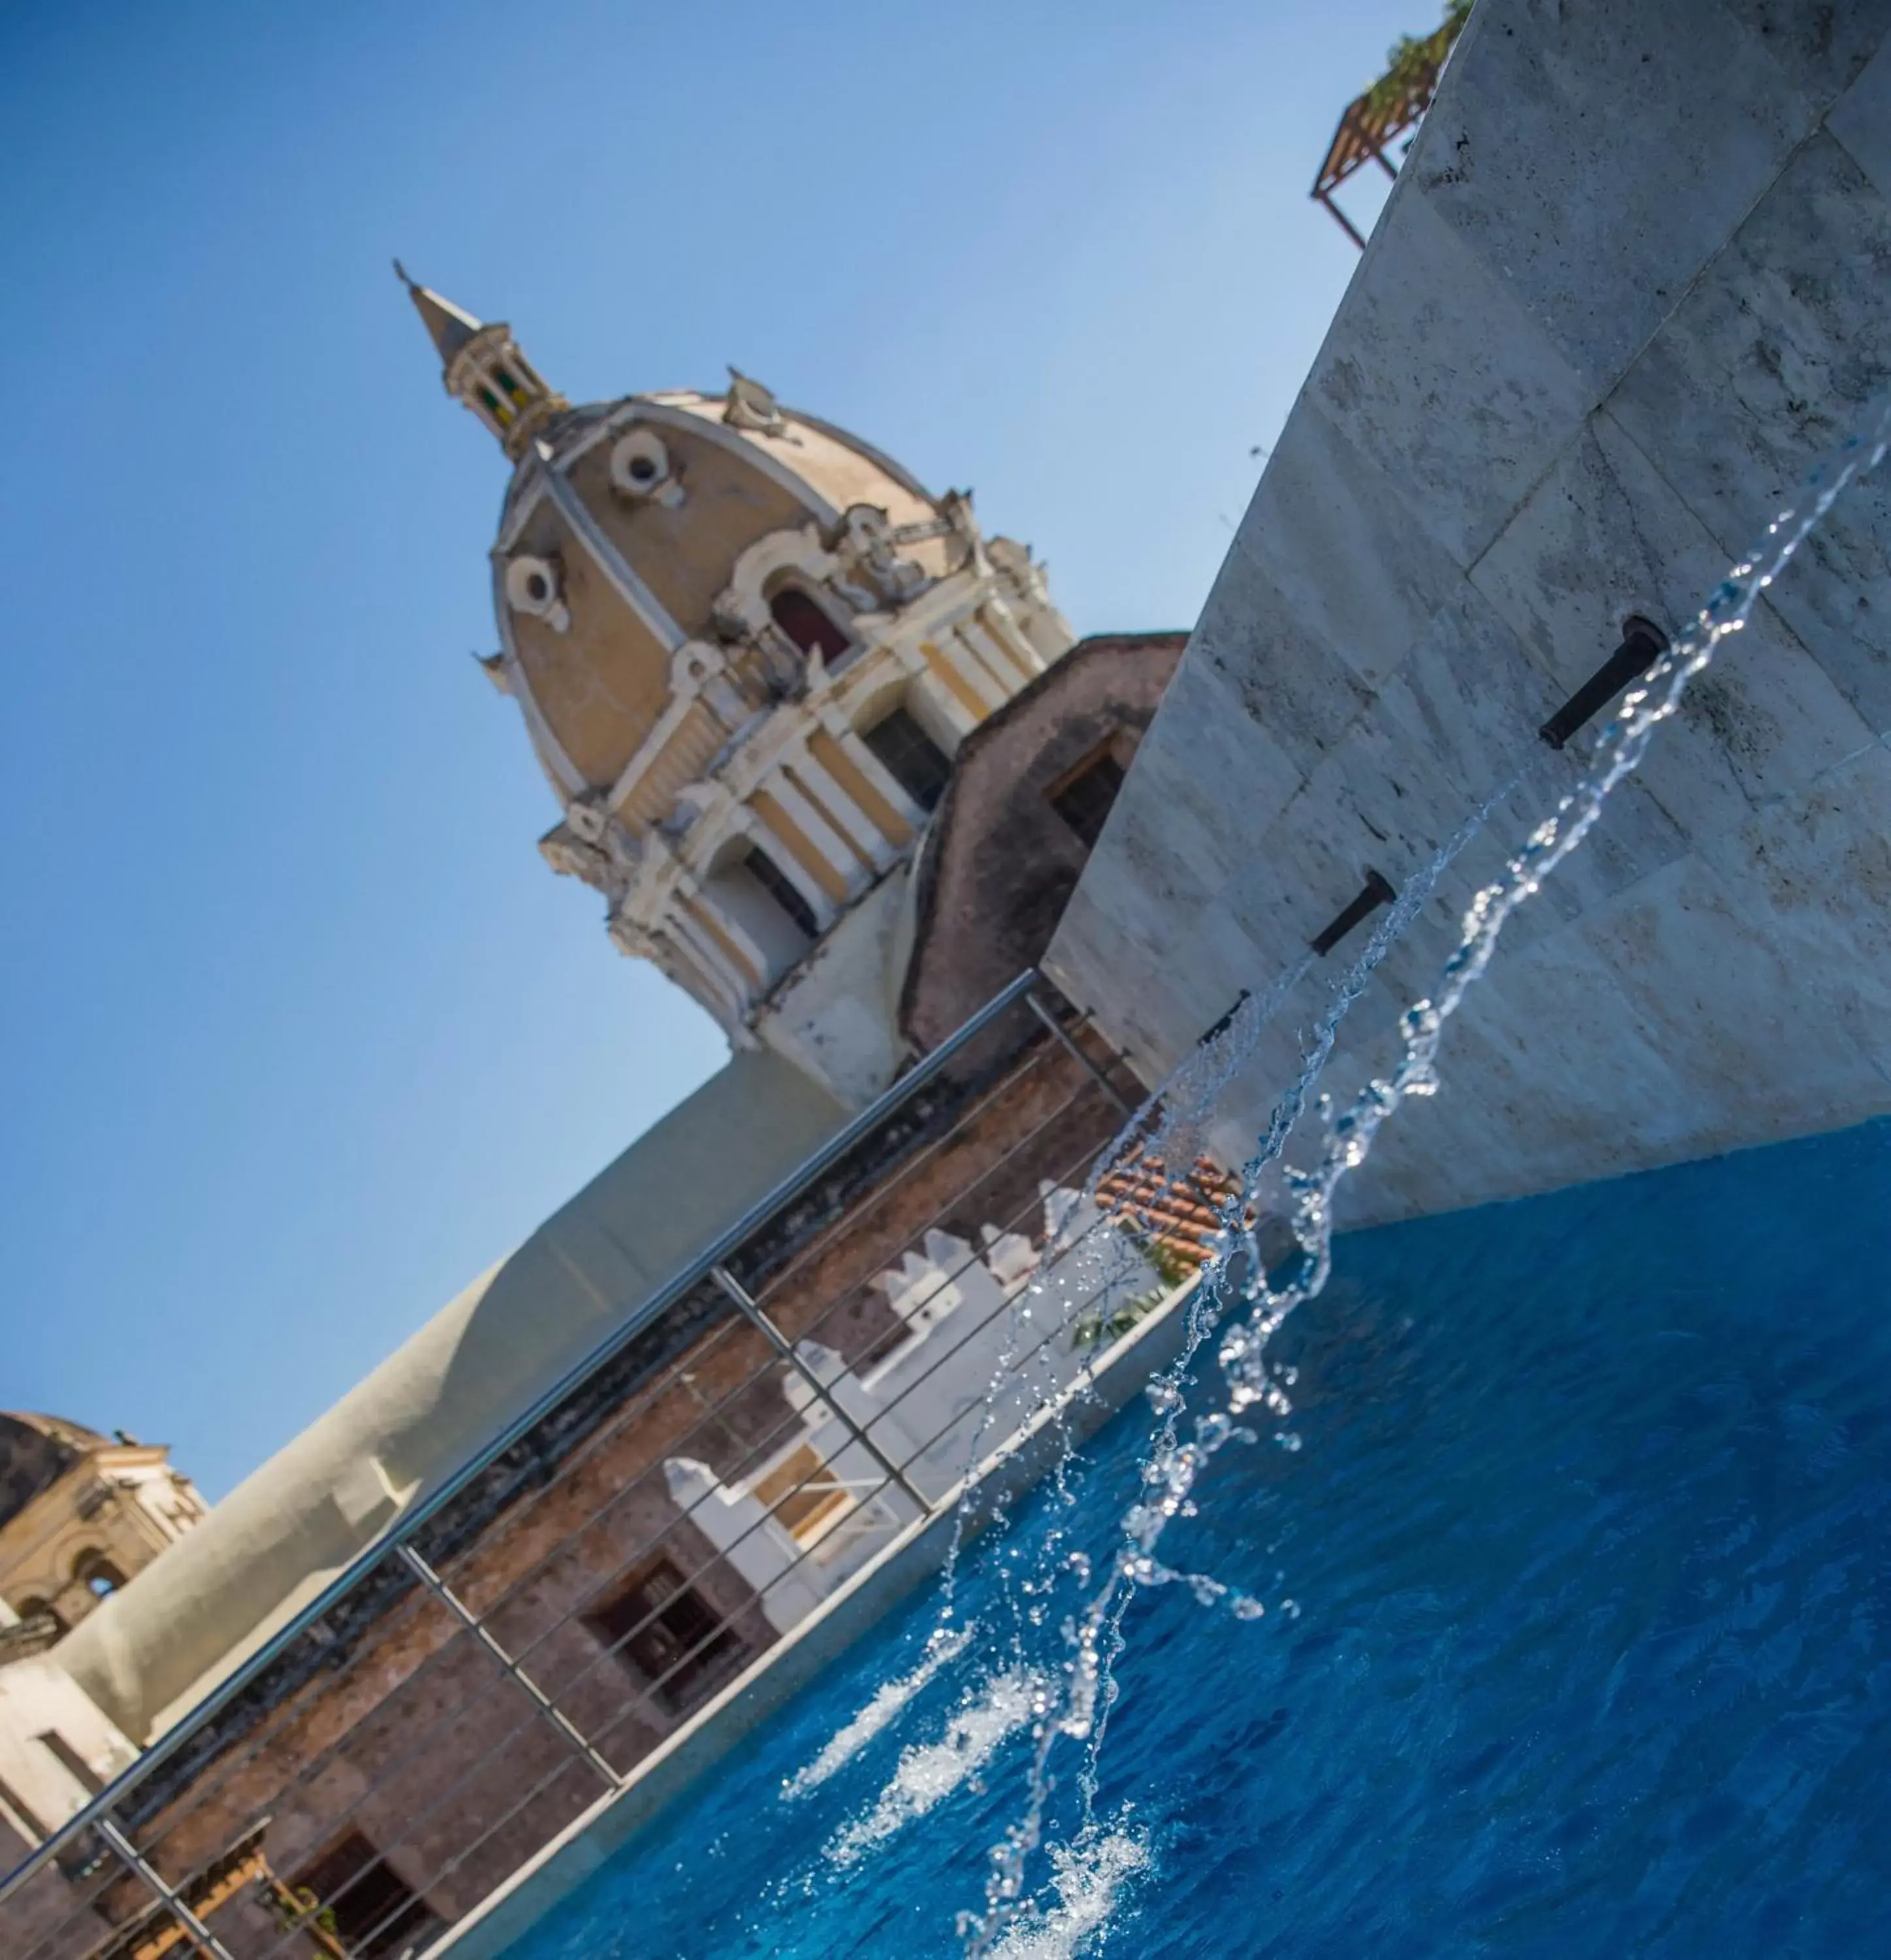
[{"xmin": 538, "ymin": 796, "xmax": 642, "ymax": 901}]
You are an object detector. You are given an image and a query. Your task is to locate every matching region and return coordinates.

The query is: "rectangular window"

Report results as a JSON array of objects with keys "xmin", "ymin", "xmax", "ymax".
[
  {"xmin": 583, "ymin": 1556, "xmax": 748, "ymax": 1714},
  {"xmin": 744, "ymin": 847, "xmax": 819, "ymax": 941},
  {"xmin": 292, "ymin": 1829, "xmax": 438, "ymax": 1960},
  {"xmin": 861, "ymin": 707, "xmax": 952, "ymax": 813},
  {"xmin": 1047, "ymin": 746, "xmax": 1128, "ymax": 850},
  {"xmin": 35, "ymin": 1731, "xmax": 101, "ymax": 1795}
]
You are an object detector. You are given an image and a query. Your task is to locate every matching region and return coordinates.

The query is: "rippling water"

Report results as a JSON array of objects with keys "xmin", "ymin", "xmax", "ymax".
[{"xmin": 512, "ymin": 1115, "xmax": 1891, "ymax": 1960}]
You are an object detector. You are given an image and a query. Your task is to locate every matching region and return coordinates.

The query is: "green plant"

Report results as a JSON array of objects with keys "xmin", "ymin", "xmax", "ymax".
[
  {"xmin": 1072, "ymin": 1285, "xmax": 1168, "ymax": 1350},
  {"xmin": 269, "ymin": 1885, "xmax": 341, "ymax": 1942},
  {"xmin": 1365, "ymin": 0, "xmax": 1473, "ymax": 117}
]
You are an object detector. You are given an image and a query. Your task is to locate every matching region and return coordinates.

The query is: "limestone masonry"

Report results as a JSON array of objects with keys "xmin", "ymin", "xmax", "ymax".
[{"xmin": 1048, "ymin": 0, "xmax": 1891, "ymax": 1229}]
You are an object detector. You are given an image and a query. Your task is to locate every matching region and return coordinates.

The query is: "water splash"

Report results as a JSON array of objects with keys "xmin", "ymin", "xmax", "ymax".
[
  {"xmin": 1093, "ymin": 951, "xmax": 1315, "ymax": 1192},
  {"xmin": 827, "ymin": 1668, "xmax": 1046, "ymax": 1865},
  {"xmin": 961, "ymin": 395, "xmax": 1891, "ymax": 1954},
  {"xmin": 940, "ymin": 783, "xmax": 1506, "ymax": 1661},
  {"xmin": 925, "ymin": 768, "xmax": 1517, "ymax": 1887},
  {"xmin": 1070, "ymin": 773, "xmax": 1517, "ymax": 1808},
  {"xmin": 983, "ymin": 1825, "xmax": 1151, "ymax": 1960},
  {"xmin": 953, "ymin": 786, "xmax": 1513, "ymax": 1949},
  {"xmin": 781, "ymin": 1624, "xmax": 974, "ymax": 1799}
]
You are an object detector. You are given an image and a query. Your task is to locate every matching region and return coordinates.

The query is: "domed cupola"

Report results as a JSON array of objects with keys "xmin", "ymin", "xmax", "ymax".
[{"xmin": 403, "ymin": 273, "xmax": 1074, "ymax": 1105}]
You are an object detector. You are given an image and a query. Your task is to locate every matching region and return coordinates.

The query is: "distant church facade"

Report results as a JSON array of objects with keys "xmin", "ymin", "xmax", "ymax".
[{"xmin": 0, "ymin": 278, "xmax": 1196, "ymax": 1960}]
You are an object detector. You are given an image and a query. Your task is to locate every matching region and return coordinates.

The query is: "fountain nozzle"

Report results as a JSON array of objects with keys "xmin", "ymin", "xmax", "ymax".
[
  {"xmin": 1539, "ymin": 616, "xmax": 1669, "ymax": 749},
  {"xmin": 1311, "ymin": 868, "xmax": 1397, "ymax": 957}
]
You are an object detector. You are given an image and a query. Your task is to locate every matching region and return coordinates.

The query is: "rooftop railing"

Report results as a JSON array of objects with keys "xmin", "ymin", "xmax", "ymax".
[{"xmin": 0, "ymin": 970, "xmax": 1205, "ymax": 1960}]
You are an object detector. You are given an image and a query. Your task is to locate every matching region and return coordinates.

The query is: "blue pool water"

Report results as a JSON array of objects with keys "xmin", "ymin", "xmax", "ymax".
[{"xmin": 514, "ymin": 1117, "xmax": 1891, "ymax": 1959}]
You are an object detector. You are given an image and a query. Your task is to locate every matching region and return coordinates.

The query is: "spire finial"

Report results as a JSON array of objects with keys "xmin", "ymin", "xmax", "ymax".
[
  {"xmin": 394, "ymin": 261, "xmax": 485, "ymax": 366},
  {"xmin": 395, "ymin": 262, "xmax": 568, "ymax": 459}
]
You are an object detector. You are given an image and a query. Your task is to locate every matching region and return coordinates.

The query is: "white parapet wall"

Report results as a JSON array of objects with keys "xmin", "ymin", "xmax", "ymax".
[
  {"xmin": 0, "ymin": 1608, "xmax": 139, "ymax": 1853},
  {"xmin": 667, "ymin": 1185, "xmax": 1160, "ymax": 1634},
  {"xmin": 427, "ymin": 1252, "xmax": 1196, "ymax": 1960},
  {"xmin": 1046, "ymin": 0, "xmax": 1891, "ymax": 1226}
]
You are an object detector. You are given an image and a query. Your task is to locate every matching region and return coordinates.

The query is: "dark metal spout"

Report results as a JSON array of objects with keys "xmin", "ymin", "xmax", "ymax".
[
  {"xmin": 1311, "ymin": 868, "xmax": 1397, "ymax": 957},
  {"xmin": 1539, "ymin": 616, "xmax": 1669, "ymax": 750},
  {"xmin": 1198, "ymin": 989, "xmax": 1251, "ymax": 1047}
]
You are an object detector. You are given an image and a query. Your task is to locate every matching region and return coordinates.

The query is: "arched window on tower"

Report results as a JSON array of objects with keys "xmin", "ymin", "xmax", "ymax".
[
  {"xmin": 768, "ymin": 585, "xmax": 853, "ymax": 666},
  {"xmin": 474, "ymin": 360, "xmax": 536, "ymax": 431},
  {"xmin": 73, "ymin": 1552, "xmax": 125, "ymax": 1601}
]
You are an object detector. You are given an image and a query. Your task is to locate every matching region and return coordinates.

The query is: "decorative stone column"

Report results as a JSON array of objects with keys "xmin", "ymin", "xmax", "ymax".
[
  {"xmin": 740, "ymin": 807, "xmax": 842, "ymax": 929},
  {"xmin": 785, "ymin": 745, "xmax": 898, "ymax": 875}
]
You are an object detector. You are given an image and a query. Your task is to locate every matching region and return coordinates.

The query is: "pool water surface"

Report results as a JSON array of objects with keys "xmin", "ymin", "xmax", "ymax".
[{"xmin": 510, "ymin": 1115, "xmax": 1891, "ymax": 1960}]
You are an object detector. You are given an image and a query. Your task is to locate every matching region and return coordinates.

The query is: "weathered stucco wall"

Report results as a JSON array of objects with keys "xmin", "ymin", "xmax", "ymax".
[
  {"xmin": 1047, "ymin": 0, "xmax": 1891, "ymax": 1226},
  {"xmin": 902, "ymin": 633, "xmax": 1186, "ymax": 1053}
]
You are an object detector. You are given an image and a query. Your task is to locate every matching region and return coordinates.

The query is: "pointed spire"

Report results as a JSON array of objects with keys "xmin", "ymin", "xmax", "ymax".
[
  {"xmin": 394, "ymin": 259, "xmax": 568, "ymax": 459},
  {"xmin": 393, "ymin": 259, "xmax": 482, "ymax": 364}
]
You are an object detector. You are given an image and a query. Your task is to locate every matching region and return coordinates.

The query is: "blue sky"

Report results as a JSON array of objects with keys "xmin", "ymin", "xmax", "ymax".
[{"xmin": 1, "ymin": 0, "xmax": 1419, "ymax": 1497}]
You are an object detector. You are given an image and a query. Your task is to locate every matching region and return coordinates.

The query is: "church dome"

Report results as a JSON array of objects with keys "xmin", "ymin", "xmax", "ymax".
[
  {"xmin": 489, "ymin": 378, "xmax": 955, "ymax": 799},
  {"xmin": 0, "ymin": 1412, "xmax": 107, "ymax": 1531},
  {"xmin": 403, "ymin": 269, "xmax": 1073, "ymax": 1100}
]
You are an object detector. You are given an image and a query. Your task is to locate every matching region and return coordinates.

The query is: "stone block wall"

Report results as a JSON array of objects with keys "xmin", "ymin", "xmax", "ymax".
[{"xmin": 1047, "ymin": 0, "xmax": 1891, "ymax": 1225}]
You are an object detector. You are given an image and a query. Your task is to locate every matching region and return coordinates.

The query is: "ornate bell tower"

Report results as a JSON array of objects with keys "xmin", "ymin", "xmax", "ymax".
[{"xmin": 403, "ymin": 270, "xmax": 1074, "ymax": 1105}]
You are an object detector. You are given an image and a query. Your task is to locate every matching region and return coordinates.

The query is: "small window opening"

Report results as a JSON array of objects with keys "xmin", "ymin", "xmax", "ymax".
[
  {"xmin": 73, "ymin": 1554, "xmax": 125, "ymax": 1601},
  {"xmin": 861, "ymin": 708, "xmax": 951, "ymax": 813},
  {"xmin": 768, "ymin": 587, "xmax": 851, "ymax": 662},
  {"xmin": 35, "ymin": 1732, "xmax": 102, "ymax": 1795},
  {"xmin": 627, "ymin": 452, "xmax": 658, "ymax": 483},
  {"xmin": 1047, "ymin": 745, "xmax": 1128, "ymax": 851},
  {"xmin": 745, "ymin": 847, "xmax": 819, "ymax": 940},
  {"xmin": 583, "ymin": 1555, "xmax": 748, "ymax": 1714},
  {"xmin": 292, "ymin": 1829, "xmax": 439, "ymax": 1960}
]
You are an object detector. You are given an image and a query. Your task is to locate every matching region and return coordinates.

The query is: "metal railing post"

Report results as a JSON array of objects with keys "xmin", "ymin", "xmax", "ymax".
[
  {"xmin": 0, "ymin": 971, "xmax": 1049, "ymax": 1912},
  {"xmin": 394, "ymin": 1546, "xmax": 621, "ymax": 1791},
  {"xmin": 708, "ymin": 1266, "xmax": 930, "ymax": 1509},
  {"xmin": 1024, "ymin": 988, "xmax": 1134, "ymax": 1117},
  {"xmin": 95, "ymin": 1817, "xmax": 238, "ymax": 1960}
]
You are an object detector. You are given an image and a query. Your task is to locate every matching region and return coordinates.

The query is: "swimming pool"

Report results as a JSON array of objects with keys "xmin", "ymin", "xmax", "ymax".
[{"xmin": 506, "ymin": 1114, "xmax": 1891, "ymax": 1959}]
